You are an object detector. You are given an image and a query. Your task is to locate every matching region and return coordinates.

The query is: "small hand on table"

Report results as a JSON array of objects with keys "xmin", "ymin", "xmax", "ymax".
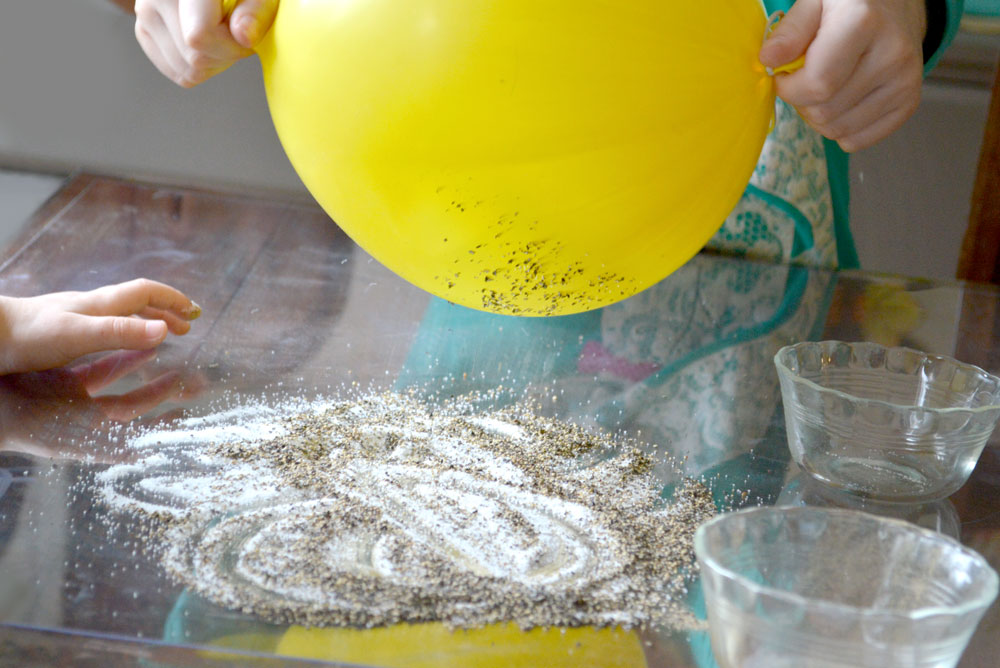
[
  {"xmin": 0, "ymin": 278, "xmax": 204, "ymax": 457},
  {"xmin": 0, "ymin": 278, "xmax": 200, "ymax": 376}
]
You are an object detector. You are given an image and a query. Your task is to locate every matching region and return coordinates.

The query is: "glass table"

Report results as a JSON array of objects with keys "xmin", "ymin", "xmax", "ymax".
[{"xmin": 1, "ymin": 174, "xmax": 997, "ymax": 667}]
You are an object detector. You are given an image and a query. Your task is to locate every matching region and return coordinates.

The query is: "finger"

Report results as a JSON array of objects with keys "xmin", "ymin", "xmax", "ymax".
[
  {"xmin": 79, "ymin": 278, "xmax": 201, "ymax": 321},
  {"xmin": 59, "ymin": 315, "xmax": 169, "ymax": 363},
  {"xmin": 801, "ymin": 71, "xmax": 920, "ymax": 144},
  {"xmin": 229, "ymin": 0, "xmax": 279, "ymax": 48},
  {"xmin": 138, "ymin": 306, "xmax": 192, "ymax": 336},
  {"xmin": 95, "ymin": 371, "xmax": 185, "ymax": 422},
  {"xmin": 759, "ymin": 0, "xmax": 821, "ymax": 70},
  {"xmin": 143, "ymin": 0, "xmax": 207, "ymax": 84},
  {"xmin": 137, "ymin": 10, "xmax": 229, "ymax": 89},
  {"xmin": 71, "ymin": 349, "xmax": 158, "ymax": 395},
  {"xmin": 135, "ymin": 31, "xmax": 175, "ymax": 83},
  {"xmin": 779, "ymin": 52, "xmax": 881, "ymax": 129},
  {"xmin": 178, "ymin": 0, "xmax": 253, "ymax": 60},
  {"xmin": 835, "ymin": 103, "xmax": 916, "ymax": 153},
  {"xmin": 142, "ymin": 0, "xmax": 246, "ymax": 87},
  {"xmin": 804, "ymin": 25, "xmax": 923, "ymax": 127},
  {"xmin": 135, "ymin": 9, "xmax": 190, "ymax": 85},
  {"xmin": 775, "ymin": 5, "xmax": 875, "ymax": 108}
]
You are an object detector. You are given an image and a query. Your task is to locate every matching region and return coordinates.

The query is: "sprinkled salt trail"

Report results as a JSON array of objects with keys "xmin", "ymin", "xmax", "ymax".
[{"xmin": 97, "ymin": 390, "xmax": 715, "ymax": 630}]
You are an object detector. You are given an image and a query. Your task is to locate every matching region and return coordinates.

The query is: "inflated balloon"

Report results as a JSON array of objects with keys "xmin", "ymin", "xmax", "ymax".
[{"xmin": 237, "ymin": 0, "xmax": 775, "ymax": 316}]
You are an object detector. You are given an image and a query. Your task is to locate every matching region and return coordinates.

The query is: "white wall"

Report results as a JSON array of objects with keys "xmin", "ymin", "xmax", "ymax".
[
  {"xmin": 0, "ymin": 0, "xmax": 303, "ymax": 194},
  {"xmin": 850, "ymin": 29, "xmax": 1000, "ymax": 280},
  {"xmin": 1, "ymin": 1, "xmax": 997, "ymax": 280},
  {"xmin": 850, "ymin": 80, "xmax": 993, "ymax": 280}
]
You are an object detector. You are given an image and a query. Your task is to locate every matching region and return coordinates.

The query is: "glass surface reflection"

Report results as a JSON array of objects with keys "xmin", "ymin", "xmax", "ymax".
[
  {"xmin": 1, "ymin": 176, "xmax": 998, "ymax": 667},
  {"xmin": 777, "ymin": 472, "xmax": 962, "ymax": 539}
]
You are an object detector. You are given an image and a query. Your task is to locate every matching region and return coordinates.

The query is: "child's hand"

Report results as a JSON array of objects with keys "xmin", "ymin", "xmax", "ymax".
[
  {"xmin": 759, "ymin": 0, "xmax": 927, "ymax": 152},
  {"xmin": 134, "ymin": 0, "xmax": 279, "ymax": 87},
  {"xmin": 0, "ymin": 278, "xmax": 201, "ymax": 375}
]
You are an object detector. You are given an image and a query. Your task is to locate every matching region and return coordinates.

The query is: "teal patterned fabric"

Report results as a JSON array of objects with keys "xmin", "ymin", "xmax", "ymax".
[
  {"xmin": 537, "ymin": 255, "xmax": 834, "ymax": 479},
  {"xmin": 709, "ymin": 99, "xmax": 838, "ymax": 268},
  {"xmin": 398, "ymin": 254, "xmax": 835, "ymax": 482}
]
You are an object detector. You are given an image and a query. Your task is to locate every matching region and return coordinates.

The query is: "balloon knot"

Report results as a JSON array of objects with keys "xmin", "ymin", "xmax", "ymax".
[{"xmin": 763, "ymin": 11, "xmax": 805, "ymax": 77}]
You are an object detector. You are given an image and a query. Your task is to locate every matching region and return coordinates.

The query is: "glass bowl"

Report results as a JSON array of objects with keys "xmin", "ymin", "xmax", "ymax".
[
  {"xmin": 693, "ymin": 506, "xmax": 999, "ymax": 668},
  {"xmin": 774, "ymin": 341, "xmax": 1000, "ymax": 502}
]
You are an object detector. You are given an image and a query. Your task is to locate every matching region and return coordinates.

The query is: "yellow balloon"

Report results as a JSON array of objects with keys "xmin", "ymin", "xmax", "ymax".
[
  {"xmin": 274, "ymin": 622, "xmax": 648, "ymax": 668},
  {"xmin": 244, "ymin": 0, "xmax": 774, "ymax": 316}
]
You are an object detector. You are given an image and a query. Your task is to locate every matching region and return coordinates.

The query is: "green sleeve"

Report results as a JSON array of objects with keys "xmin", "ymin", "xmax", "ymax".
[
  {"xmin": 824, "ymin": 140, "xmax": 858, "ymax": 269},
  {"xmin": 761, "ymin": 0, "xmax": 792, "ymax": 13},
  {"xmin": 924, "ymin": 0, "xmax": 965, "ymax": 74}
]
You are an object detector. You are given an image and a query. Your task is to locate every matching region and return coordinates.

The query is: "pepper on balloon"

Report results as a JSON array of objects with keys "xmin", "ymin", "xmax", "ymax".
[{"xmin": 228, "ymin": 0, "xmax": 781, "ymax": 316}]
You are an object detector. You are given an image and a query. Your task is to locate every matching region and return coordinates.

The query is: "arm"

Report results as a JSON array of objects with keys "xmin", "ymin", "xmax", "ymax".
[
  {"xmin": 759, "ymin": 0, "xmax": 961, "ymax": 152},
  {"xmin": 0, "ymin": 278, "xmax": 200, "ymax": 375},
  {"xmin": 132, "ymin": 0, "xmax": 278, "ymax": 87}
]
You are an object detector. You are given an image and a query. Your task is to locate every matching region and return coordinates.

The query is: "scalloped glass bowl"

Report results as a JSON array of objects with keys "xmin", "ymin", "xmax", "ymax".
[
  {"xmin": 775, "ymin": 341, "xmax": 1000, "ymax": 502},
  {"xmin": 694, "ymin": 507, "xmax": 999, "ymax": 668}
]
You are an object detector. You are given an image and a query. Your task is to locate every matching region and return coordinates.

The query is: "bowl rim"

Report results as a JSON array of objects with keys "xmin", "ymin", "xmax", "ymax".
[
  {"xmin": 773, "ymin": 341, "xmax": 1000, "ymax": 415},
  {"xmin": 693, "ymin": 506, "xmax": 1000, "ymax": 621}
]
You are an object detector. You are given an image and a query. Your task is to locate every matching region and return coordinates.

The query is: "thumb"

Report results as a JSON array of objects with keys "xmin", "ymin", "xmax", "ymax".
[
  {"xmin": 760, "ymin": 0, "xmax": 822, "ymax": 70},
  {"xmin": 229, "ymin": 0, "xmax": 279, "ymax": 49}
]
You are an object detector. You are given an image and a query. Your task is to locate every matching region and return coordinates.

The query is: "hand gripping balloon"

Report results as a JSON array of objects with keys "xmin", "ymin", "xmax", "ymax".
[{"xmin": 228, "ymin": 0, "xmax": 776, "ymax": 316}]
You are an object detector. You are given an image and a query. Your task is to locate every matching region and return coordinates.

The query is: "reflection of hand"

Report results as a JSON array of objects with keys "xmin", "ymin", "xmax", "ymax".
[
  {"xmin": 134, "ymin": 0, "xmax": 279, "ymax": 87},
  {"xmin": 0, "ymin": 278, "xmax": 200, "ymax": 376},
  {"xmin": 760, "ymin": 0, "xmax": 926, "ymax": 152},
  {"xmin": 0, "ymin": 348, "xmax": 205, "ymax": 459}
]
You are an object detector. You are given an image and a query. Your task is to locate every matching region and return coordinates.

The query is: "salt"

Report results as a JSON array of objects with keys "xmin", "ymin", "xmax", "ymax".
[{"xmin": 96, "ymin": 389, "xmax": 715, "ymax": 630}]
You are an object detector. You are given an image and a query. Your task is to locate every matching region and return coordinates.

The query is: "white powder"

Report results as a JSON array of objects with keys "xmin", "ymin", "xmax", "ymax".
[{"xmin": 97, "ymin": 390, "xmax": 714, "ymax": 629}]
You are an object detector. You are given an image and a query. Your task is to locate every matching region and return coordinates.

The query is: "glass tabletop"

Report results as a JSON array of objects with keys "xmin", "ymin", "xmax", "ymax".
[{"xmin": 0, "ymin": 174, "xmax": 997, "ymax": 667}]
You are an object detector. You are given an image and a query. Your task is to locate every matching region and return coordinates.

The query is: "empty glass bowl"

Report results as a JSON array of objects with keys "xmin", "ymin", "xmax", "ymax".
[
  {"xmin": 694, "ymin": 506, "xmax": 999, "ymax": 668},
  {"xmin": 775, "ymin": 341, "xmax": 1000, "ymax": 502}
]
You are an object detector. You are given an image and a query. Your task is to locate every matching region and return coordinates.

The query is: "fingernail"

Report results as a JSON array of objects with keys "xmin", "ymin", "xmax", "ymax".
[
  {"xmin": 759, "ymin": 41, "xmax": 780, "ymax": 64},
  {"xmin": 183, "ymin": 301, "xmax": 202, "ymax": 320},
  {"xmin": 235, "ymin": 16, "xmax": 259, "ymax": 45},
  {"xmin": 146, "ymin": 320, "xmax": 168, "ymax": 340}
]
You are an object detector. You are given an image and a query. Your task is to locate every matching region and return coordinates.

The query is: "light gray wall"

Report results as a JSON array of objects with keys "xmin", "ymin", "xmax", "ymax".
[
  {"xmin": 0, "ymin": 0, "xmax": 303, "ymax": 194},
  {"xmin": 851, "ymin": 80, "xmax": 992, "ymax": 280},
  {"xmin": 849, "ymin": 28, "xmax": 1000, "ymax": 280}
]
